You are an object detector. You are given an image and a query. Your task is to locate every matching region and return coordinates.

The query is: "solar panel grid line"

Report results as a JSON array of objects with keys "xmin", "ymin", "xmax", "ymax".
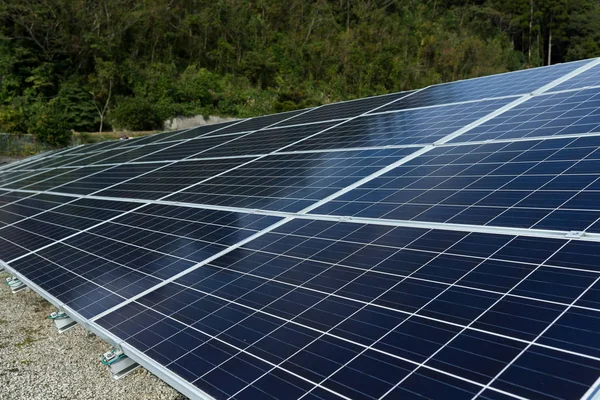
[
  {"xmin": 0, "ymin": 166, "xmax": 80, "ymax": 190},
  {"xmin": 0, "ymin": 195, "xmax": 82, "ymax": 231},
  {"xmin": 9, "ymin": 240, "xmax": 134, "ymax": 308},
  {"xmin": 143, "ymin": 228, "xmax": 387, "ymax": 399},
  {"xmin": 91, "ymin": 206, "xmax": 600, "ymax": 400},
  {"xmin": 379, "ymin": 139, "xmax": 582, "ymax": 226},
  {"xmin": 448, "ymin": 139, "xmax": 599, "ymax": 229},
  {"xmin": 5, "ymin": 176, "xmax": 600, "ymax": 250},
  {"xmin": 441, "ymin": 130, "xmax": 600, "ymax": 148},
  {"xmin": 0, "ymin": 150, "xmax": 59, "ymax": 171},
  {"xmin": 263, "ymin": 88, "xmax": 428, "ymax": 155},
  {"xmin": 364, "ymin": 94, "xmax": 522, "ymax": 118},
  {"xmin": 476, "ymin": 145, "xmax": 600, "ymax": 233},
  {"xmin": 275, "ymin": 144, "xmax": 426, "ymax": 156},
  {"xmin": 545, "ymin": 84, "xmax": 600, "ymax": 96},
  {"xmin": 98, "ymin": 223, "xmax": 600, "ymax": 366},
  {"xmin": 38, "ymin": 121, "xmax": 238, "ymax": 168},
  {"xmin": 89, "ymin": 105, "xmax": 324, "ymax": 174},
  {"xmin": 261, "ymin": 118, "xmax": 350, "ymax": 131},
  {"xmin": 5, "ymin": 200, "xmax": 151, "ymax": 264},
  {"xmin": 281, "ymin": 147, "xmax": 433, "ymax": 218},
  {"xmin": 531, "ymin": 57, "xmax": 600, "ymax": 96},
  {"xmin": 225, "ymin": 222, "xmax": 491, "ymax": 400},
  {"xmin": 195, "ymin": 218, "xmax": 439, "ymax": 399},
  {"xmin": 105, "ymin": 285, "xmax": 510, "ymax": 400},
  {"xmin": 97, "ymin": 217, "xmax": 600, "ymax": 314},
  {"xmin": 27, "ymin": 134, "xmax": 271, "ymax": 199},
  {"xmin": 88, "ymin": 216, "xmax": 294, "ymax": 322},
  {"xmin": 216, "ymin": 226, "xmax": 589, "ymax": 399},
  {"xmin": 11, "ymin": 208, "xmax": 600, "ymax": 398},
  {"xmin": 435, "ymin": 95, "xmax": 534, "ymax": 145},
  {"xmin": 99, "ymin": 243, "xmax": 596, "ymax": 399},
  {"xmin": 472, "ymin": 274, "xmax": 600, "ymax": 399},
  {"xmin": 0, "ymin": 183, "xmax": 594, "ymax": 245},
  {"xmin": 66, "ymin": 125, "xmax": 209, "ymax": 166},
  {"xmin": 451, "ymin": 87, "xmax": 600, "ymax": 144},
  {"xmin": 277, "ymin": 96, "xmax": 503, "ymax": 196},
  {"xmin": 198, "ymin": 300, "xmax": 521, "ymax": 398},
  {"xmin": 108, "ymin": 303, "xmax": 352, "ymax": 400},
  {"xmin": 154, "ymin": 151, "xmax": 417, "ymax": 211},
  {"xmin": 152, "ymin": 122, "xmax": 247, "ymax": 143},
  {"xmin": 80, "ymin": 123, "xmax": 250, "ymax": 159},
  {"xmin": 376, "ymin": 235, "xmax": 574, "ymax": 398},
  {"xmin": 314, "ymin": 135, "xmax": 600, "ymax": 231}
]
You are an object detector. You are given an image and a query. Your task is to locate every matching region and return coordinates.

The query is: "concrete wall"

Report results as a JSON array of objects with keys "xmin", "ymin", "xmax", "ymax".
[{"xmin": 164, "ymin": 115, "xmax": 239, "ymax": 130}]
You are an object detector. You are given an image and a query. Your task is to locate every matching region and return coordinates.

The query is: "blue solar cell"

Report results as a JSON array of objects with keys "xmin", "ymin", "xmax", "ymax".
[
  {"xmin": 373, "ymin": 59, "xmax": 591, "ymax": 113},
  {"xmin": 453, "ymin": 87, "xmax": 600, "ymax": 143},
  {"xmin": 52, "ymin": 163, "xmax": 165, "ymax": 195},
  {"xmin": 311, "ymin": 136, "xmax": 600, "ymax": 230},
  {"xmin": 96, "ymin": 218, "xmax": 599, "ymax": 400},
  {"xmin": 166, "ymin": 148, "xmax": 417, "ymax": 212},
  {"xmin": 550, "ymin": 62, "xmax": 600, "ymax": 92},
  {"xmin": 95, "ymin": 157, "xmax": 255, "ymax": 200},
  {"xmin": 285, "ymin": 98, "xmax": 512, "ymax": 151},
  {"xmin": 272, "ymin": 91, "xmax": 414, "ymax": 128},
  {"xmin": 491, "ymin": 346, "xmax": 600, "ymax": 400}
]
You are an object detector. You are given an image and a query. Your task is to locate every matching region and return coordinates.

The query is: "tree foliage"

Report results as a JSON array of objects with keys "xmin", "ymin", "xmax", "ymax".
[{"xmin": 0, "ymin": 0, "xmax": 598, "ymax": 145}]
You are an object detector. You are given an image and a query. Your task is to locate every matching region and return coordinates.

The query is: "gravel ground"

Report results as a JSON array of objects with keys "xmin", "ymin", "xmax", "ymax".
[{"xmin": 0, "ymin": 272, "xmax": 186, "ymax": 400}]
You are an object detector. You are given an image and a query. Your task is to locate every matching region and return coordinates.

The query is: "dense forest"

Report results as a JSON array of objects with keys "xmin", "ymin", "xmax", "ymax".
[{"xmin": 0, "ymin": 0, "xmax": 599, "ymax": 146}]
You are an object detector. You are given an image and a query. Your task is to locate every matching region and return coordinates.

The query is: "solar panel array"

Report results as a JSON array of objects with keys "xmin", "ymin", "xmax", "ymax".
[{"xmin": 2, "ymin": 57, "xmax": 600, "ymax": 400}]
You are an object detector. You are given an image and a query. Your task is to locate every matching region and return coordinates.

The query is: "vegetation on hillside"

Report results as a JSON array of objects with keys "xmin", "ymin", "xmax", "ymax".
[{"xmin": 0, "ymin": 0, "xmax": 599, "ymax": 146}]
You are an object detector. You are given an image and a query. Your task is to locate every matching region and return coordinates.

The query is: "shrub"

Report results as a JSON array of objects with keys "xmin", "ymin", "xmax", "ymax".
[
  {"xmin": 28, "ymin": 102, "xmax": 71, "ymax": 147},
  {"xmin": 110, "ymin": 96, "xmax": 163, "ymax": 131}
]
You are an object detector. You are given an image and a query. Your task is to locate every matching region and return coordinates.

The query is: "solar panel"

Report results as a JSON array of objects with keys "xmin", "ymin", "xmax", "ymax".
[
  {"xmin": 549, "ymin": 63, "xmax": 600, "ymax": 92},
  {"xmin": 2, "ymin": 56, "xmax": 600, "ymax": 400},
  {"xmin": 165, "ymin": 148, "xmax": 418, "ymax": 212},
  {"xmin": 373, "ymin": 59, "xmax": 592, "ymax": 113},
  {"xmin": 284, "ymin": 98, "xmax": 513, "ymax": 151},
  {"xmin": 311, "ymin": 136, "xmax": 600, "ymax": 230},
  {"xmin": 453, "ymin": 87, "xmax": 600, "ymax": 142},
  {"xmin": 95, "ymin": 219, "xmax": 600, "ymax": 400},
  {"xmin": 271, "ymin": 91, "xmax": 415, "ymax": 128}
]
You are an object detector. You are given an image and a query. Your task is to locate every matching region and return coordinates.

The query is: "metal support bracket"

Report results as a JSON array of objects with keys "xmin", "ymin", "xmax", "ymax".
[
  {"xmin": 48, "ymin": 310, "xmax": 78, "ymax": 333},
  {"xmin": 4, "ymin": 276, "xmax": 26, "ymax": 293},
  {"xmin": 566, "ymin": 230, "xmax": 585, "ymax": 238},
  {"xmin": 101, "ymin": 347, "xmax": 140, "ymax": 380}
]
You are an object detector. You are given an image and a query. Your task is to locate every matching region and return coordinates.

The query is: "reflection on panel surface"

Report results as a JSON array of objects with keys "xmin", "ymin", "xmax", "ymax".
[
  {"xmin": 313, "ymin": 136, "xmax": 600, "ymax": 231},
  {"xmin": 166, "ymin": 148, "xmax": 418, "ymax": 212},
  {"xmin": 97, "ymin": 218, "xmax": 600, "ymax": 400}
]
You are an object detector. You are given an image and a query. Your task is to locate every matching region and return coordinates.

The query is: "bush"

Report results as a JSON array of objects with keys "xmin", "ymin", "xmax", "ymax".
[
  {"xmin": 0, "ymin": 105, "xmax": 28, "ymax": 133},
  {"xmin": 28, "ymin": 102, "xmax": 72, "ymax": 147},
  {"xmin": 110, "ymin": 96, "xmax": 163, "ymax": 131},
  {"xmin": 53, "ymin": 80, "xmax": 99, "ymax": 132}
]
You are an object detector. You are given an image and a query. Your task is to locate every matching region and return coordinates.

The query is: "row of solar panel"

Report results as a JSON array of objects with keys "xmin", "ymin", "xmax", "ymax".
[
  {"xmin": 0, "ymin": 190, "xmax": 598, "ymax": 400},
  {"xmin": 20, "ymin": 56, "xmax": 598, "ymax": 165},
  {"xmin": 3, "ymin": 135, "xmax": 600, "ymax": 234},
  {"xmin": 2, "ymin": 57, "xmax": 600, "ymax": 400},
  {"xmin": 7, "ymin": 84, "xmax": 600, "ymax": 176}
]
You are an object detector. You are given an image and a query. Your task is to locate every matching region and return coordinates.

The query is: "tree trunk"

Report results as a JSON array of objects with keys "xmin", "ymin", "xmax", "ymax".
[
  {"xmin": 547, "ymin": 25, "xmax": 552, "ymax": 65},
  {"xmin": 528, "ymin": 0, "xmax": 533, "ymax": 63}
]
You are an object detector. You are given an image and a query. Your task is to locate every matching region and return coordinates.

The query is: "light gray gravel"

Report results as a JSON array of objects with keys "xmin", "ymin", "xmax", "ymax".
[{"xmin": 0, "ymin": 272, "xmax": 186, "ymax": 400}]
